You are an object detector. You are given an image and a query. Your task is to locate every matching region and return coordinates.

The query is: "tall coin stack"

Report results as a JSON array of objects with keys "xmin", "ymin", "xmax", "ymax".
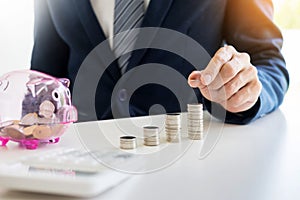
[
  {"xmin": 143, "ymin": 126, "xmax": 160, "ymax": 146},
  {"xmin": 165, "ymin": 113, "xmax": 181, "ymax": 143},
  {"xmin": 187, "ymin": 103, "xmax": 204, "ymax": 140}
]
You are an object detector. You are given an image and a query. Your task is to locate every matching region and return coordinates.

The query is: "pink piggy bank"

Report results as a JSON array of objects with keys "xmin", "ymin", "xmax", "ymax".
[{"xmin": 0, "ymin": 70, "xmax": 77, "ymax": 149}]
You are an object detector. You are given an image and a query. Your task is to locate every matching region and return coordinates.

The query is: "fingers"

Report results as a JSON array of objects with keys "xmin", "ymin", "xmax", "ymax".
[
  {"xmin": 188, "ymin": 46, "xmax": 244, "ymax": 89},
  {"xmin": 223, "ymin": 80, "xmax": 262, "ymax": 113},
  {"xmin": 188, "ymin": 71, "xmax": 201, "ymax": 88},
  {"xmin": 208, "ymin": 52, "xmax": 251, "ymax": 90},
  {"xmin": 211, "ymin": 65, "xmax": 261, "ymax": 112},
  {"xmin": 187, "ymin": 45, "xmax": 262, "ymax": 113},
  {"xmin": 200, "ymin": 45, "xmax": 237, "ymax": 85},
  {"xmin": 223, "ymin": 64, "xmax": 257, "ymax": 100},
  {"xmin": 188, "ymin": 71, "xmax": 208, "ymax": 90}
]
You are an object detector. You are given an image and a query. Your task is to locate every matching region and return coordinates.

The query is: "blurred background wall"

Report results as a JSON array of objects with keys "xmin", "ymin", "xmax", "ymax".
[
  {"xmin": 0, "ymin": 0, "xmax": 34, "ymax": 74},
  {"xmin": 0, "ymin": 0, "xmax": 298, "ymax": 77}
]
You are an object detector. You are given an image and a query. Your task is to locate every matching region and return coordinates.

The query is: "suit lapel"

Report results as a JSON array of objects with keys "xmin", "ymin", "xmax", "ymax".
[
  {"xmin": 72, "ymin": 0, "xmax": 174, "ymax": 77},
  {"xmin": 126, "ymin": 0, "xmax": 174, "ymax": 72},
  {"xmin": 72, "ymin": 0, "xmax": 106, "ymax": 45},
  {"xmin": 72, "ymin": 0, "xmax": 121, "ymax": 81}
]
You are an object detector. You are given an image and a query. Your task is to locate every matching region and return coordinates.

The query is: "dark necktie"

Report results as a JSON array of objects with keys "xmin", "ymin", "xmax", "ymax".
[{"xmin": 113, "ymin": 0, "xmax": 145, "ymax": 74}]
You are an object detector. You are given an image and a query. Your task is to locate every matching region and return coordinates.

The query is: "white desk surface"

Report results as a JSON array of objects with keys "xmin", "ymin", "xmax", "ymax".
[{"xmin": 0, "ymin": 85, "xmax": 299, "ymax": 200}]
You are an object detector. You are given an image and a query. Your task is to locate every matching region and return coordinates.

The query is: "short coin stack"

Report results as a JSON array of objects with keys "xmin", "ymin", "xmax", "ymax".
[
  {"xmin": 187, "ymin": 103, "xmax": 204, "ymax": 140},
  {"xmin": 120, "ymin": 136, "xmax": 137, "ymax": 150},
  {"xmin": 165, "ymin": 113, "xmax": 181, "ymax": 143},
  {"xmin": 143, "ymin": 126, "xmax": 160, "ymax": 146}
]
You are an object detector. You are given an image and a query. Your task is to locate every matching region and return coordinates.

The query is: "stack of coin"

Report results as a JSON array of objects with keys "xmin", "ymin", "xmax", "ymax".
[
  {"xmin": 143, "ymin": 126, "xmax": 160, "ymax": 146},
  {"xmin": 187, "ymin": 103, "xmax": 204, "ymax": 140},
  {"xmin": 165, "ymin": 113, "xmax": 181, "ymax": 143},
  {"xmin": 120, "ymin": 136, "xmax": 137, "ymax": 150}
]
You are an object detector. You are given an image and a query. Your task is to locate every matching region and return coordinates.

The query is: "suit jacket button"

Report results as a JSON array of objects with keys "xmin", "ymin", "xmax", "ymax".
[{"xmin": 118, "ymin": 89, "xmax": 127, "ymax": 102}]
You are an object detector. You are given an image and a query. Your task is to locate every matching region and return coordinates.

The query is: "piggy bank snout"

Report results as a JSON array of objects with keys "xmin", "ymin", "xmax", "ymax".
[{"xmin": 57, "ymin": 106, "xmax": 78, "ymax": 123}]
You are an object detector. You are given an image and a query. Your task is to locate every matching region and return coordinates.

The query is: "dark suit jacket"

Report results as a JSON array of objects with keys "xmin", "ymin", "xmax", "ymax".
[{"xmin": 31, "ymin": 0, "xmax": 289, "ymax": 124}]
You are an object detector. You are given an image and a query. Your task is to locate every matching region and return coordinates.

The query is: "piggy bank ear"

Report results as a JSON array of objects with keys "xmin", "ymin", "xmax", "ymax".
[
  {"xmin": 0, "ymin": 79, "xmax": 9, "ymax": 92},
  {"xmin": 58, "ymin": 78, "xmax": 70, "ymax": 88}
]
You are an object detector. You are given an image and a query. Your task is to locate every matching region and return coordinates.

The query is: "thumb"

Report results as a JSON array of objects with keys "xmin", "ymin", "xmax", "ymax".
[{"xmin": 188, "ymin": 71, "xmax": 204, "ymax": 88}]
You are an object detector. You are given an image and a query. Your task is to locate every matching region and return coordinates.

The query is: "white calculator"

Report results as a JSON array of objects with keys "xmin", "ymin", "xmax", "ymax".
[{"xmin": 0, "ymin": 148, "xmax": 135, "ymax": 197}]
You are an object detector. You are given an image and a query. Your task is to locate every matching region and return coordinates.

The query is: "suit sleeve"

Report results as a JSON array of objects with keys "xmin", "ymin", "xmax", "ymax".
[
  {"xmin": 203, "ymin": 0, "xmax": 289, "ymax": 124},
  {"xmin": 31, "ymin": 0, "xmax": 70, "ymax": 78}
]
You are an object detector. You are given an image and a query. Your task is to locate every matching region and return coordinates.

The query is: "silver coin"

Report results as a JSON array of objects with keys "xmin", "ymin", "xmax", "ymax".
[
  {"xmin": 144, "ymin": 141, "xmax": 160, "ymax": 146},
  {"xmin": 143, "ymin": 132, "xmax": 159, "ymax": 137},
  {"xmin": 187, "ymin": 108, "xmax": 203, "ymax": 112},
  {"xmin": 187, "ymin": 118, "xmax": 204, "ymax": 122},
  {"xmin": 39, "ymin": 100, "xmax": 55, "ymax": 119},
  {"xmin": 187, "ymin": 128, "xmax": 203, "ymax": 131},
  {"xmin": 120, "ymin": 140, "xmax": 138, "ymax": 144},
  {"xmin": 120, "ymin": 143, "xmax": 137, "ymax": 150},
  {"xmin": 165, "ymin": 119, "xmax": 180, "ymax": 123},
  {"xmin": 187, "ymin": 115, "xmax": 203, "ymax": 120},
  {"xmin": 188, "ymin": 110, "xmax": 203, "ymax": 114},
  {"xmin": 167, "ymin": 138, "xmax": 181, "ymax": 143},
  {"xmin": 165, "ymin": 118, "xmax": 181, "ymax": 121},
  {"xmin": 165, "ymin": 129, "xmax": 181, "ymax": 135},
  {"xmin": 187, "ymin": 122, "xmax": 204, "ymax": 127},
  {"xmin": 166, "ymin": 116, "xmax": 180, "ymax": 119},
  {"xmin": 187, "ymin": 122, "xmax": 203, "ymax": 127},
  {"xmin": 188, "ymin": 134, "xmax": 203, "ymax": 140},
  {"xmin": 144, "ymin": 132, "xmax": 159, "ymax": 138},
  {"xmin": 143, "ymin": 129, "xmax": 159, "ymax": 137},
  {"xmin": 187, "ymin": 103, "xmax": 203, "ymax": 108},
  {"xmin": 165, "ymin": 121, "xmax": 180, "ymax": 125},
  {"xmin": 165, "ymin": 125, "xmax": 181, "ymax": 130},
  {"xmin": 143, "ymin": 127, "xmax": 159, "ymax": 131},
  {"xmin": 166, "ymin": 113, "xmax": 181, "ymax": 118},
  {"xmin": 120, "ymin": 136, "xmax": 136, "ymax": 140},
  {"xmin": 143, "ymin": 129, "xmax": 159, "ymax": 133},
  {"xmin": 187, "ymin": 131, "xmax": 203, "ymax": 135},
  {"xmin": 143, "ymin": 126, "xmax": 159, "ymax": 130},
  {"xmin": 187, "ymin": 124, "xmax": 203, "ymax": 128},
  {"xmin": 188, "ymin": 131, "xmax": 203, "ymax": 135},
  {"xmin": 0, "ymin": 120, "xmax": 15, "ymax": 130},
  {"xmin": 120, "ymin": 136, "xmax": 137, "ymax": 150},
  {"xmin": 187, "ymin": 110, "xmax": 203, "ymax": 114},
  {"xmin": 166, "ymin": 134, "xmax": 181, "ymax": 139},
  {"xmin": 166, "ymin": 134, "xmax": 181, "ymax": 138},
  {"xmin": 187, "ymin": 106, "xmax": 203, "ymax": 110},
  {"xmin": 166, "ymin": 115, "xmax": 180, "ymax": 119},
  {"xmin": 187, "ymin": 113, "xmax": 203, "ymax": 117},
  {"xmin": 187, "ymin": 111, "xmax": 203, "ymax": 115},
  {"xmin": 144, "ymin": 135, "xmax": 159, "ymax": 139},
  {"xmin": 165, "ymin": 126, "xmax": 181, "ymax": 130},
  {"xmin": 188, "ymin": 131, "xmax": 204, "ymax": 135},
  {"xmin": 165, "ymin": 131, "xmax": 181, "ymax": 135},
  {"xmin": 20, "ymin": 113, "xmax": 38, "ymax": 126},
  {"xmin": 144, "ymin": 137, "xmax": 160, "ymax": 142},
  {"xmin": 187, "ymin": 117, "xmax": 204, "ymax": 122}
]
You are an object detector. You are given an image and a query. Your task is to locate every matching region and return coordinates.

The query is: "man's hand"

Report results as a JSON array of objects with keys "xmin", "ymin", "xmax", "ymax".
[{"xmin": 188, "ymin": 45, "xmax": 262, "ymax": 113}]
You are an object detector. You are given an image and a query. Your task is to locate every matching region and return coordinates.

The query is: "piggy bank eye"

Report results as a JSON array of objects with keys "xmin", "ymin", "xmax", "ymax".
[
  {"xmin": 52, "ymin": 89, "xmax": 60, "ymax": 101},
  {"xmin": 66, "ymin": 88, "xmax": 71, "ymax": 98}
]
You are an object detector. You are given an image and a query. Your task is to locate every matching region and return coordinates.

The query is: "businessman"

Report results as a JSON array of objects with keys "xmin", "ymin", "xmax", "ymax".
[{"xmin": 31, "ymin": 0, "xmax": 289, "ymax": 124}]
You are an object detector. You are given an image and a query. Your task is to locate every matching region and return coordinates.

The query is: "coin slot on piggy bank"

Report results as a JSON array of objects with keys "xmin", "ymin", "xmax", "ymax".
[{"xmin": 0, "ymin": 70, "xmax": 78, "ymax": 149}]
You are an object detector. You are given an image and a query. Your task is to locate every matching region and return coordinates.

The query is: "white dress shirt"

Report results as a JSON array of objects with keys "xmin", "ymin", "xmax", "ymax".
[{"xmin": 90, "ymin": 0, "xmax": 150, "ymax": 48}]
